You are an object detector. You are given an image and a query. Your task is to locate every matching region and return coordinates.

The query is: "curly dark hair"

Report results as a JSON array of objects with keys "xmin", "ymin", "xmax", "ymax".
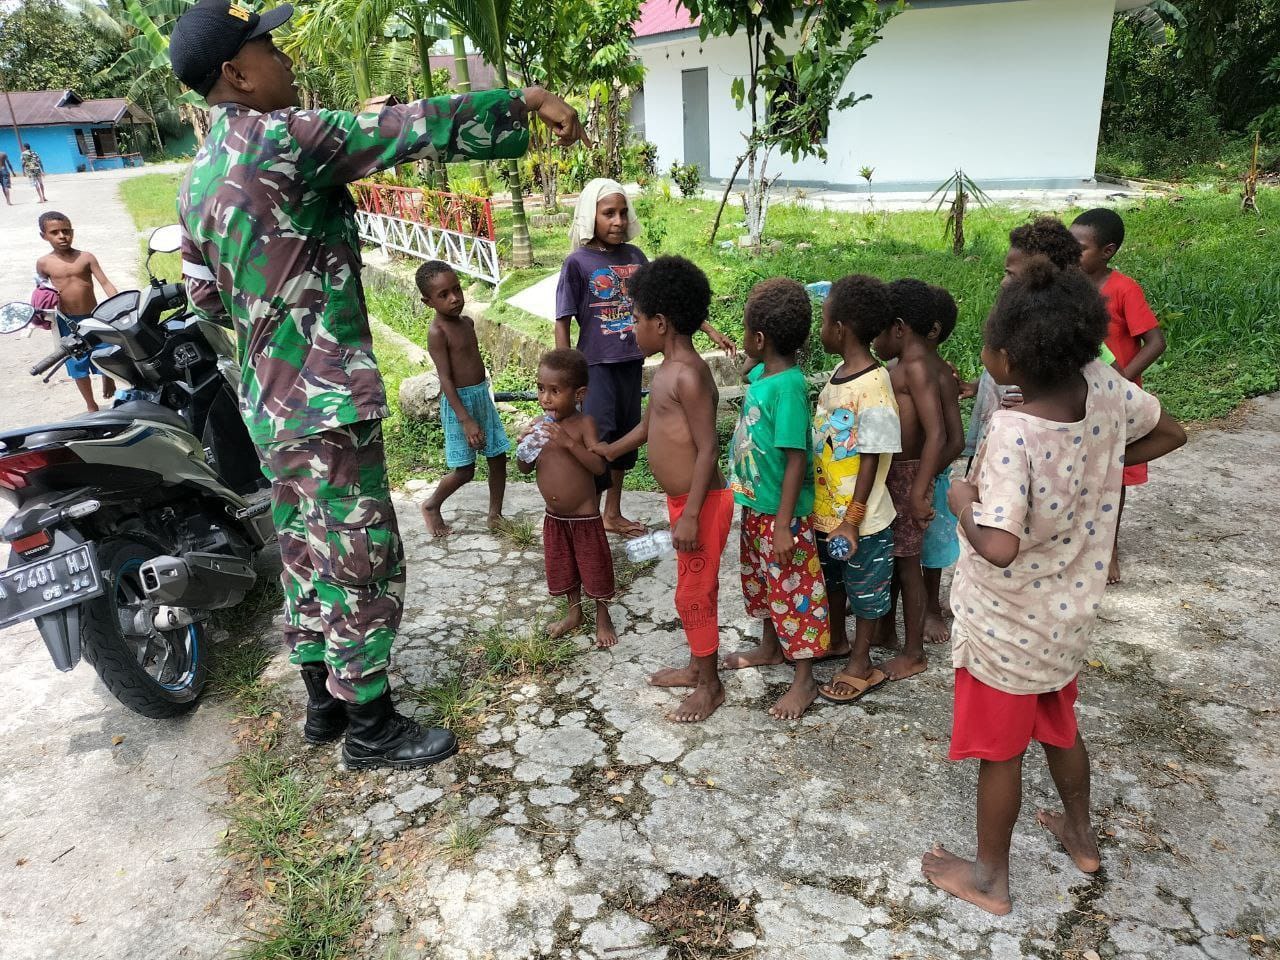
[
  {"xmin": 887, "ymin": 278, "xmax": 937, "ymax": 338},
  {"xmin": 930, "ymin": 285, "xmax": 959, "ymax": 343},
  {"xmin": 1008, "ymin": 216, "xmax": 1082, "ymax": 270},
  {"xmin": 414, "ymin": 260, "xmax": 456, "ymax": 298},
  {"xmin": 1072, "ymin": 207, "xmax": 1126, "ymax": 251},
  {"xmin": 628, "ymin": 255, "xmax": 711, "ymax": 336},
  {"xmin": 744, "ymin": 277, "xmax": 812, "ymax": 355},
  {"xmin": 538, "ymin": 348, "xmax": 589, "ymax": 390},
  {"xmin": 38, "ymin": 211, "xmax": 71, "ymax": 232},
  {"xmin": 985, "ymin": 256, "xmax": 1109, "ymax": 388},
  {"xmin": 827, "ymin": 274, "xmax": 894, "ymax": 345}
]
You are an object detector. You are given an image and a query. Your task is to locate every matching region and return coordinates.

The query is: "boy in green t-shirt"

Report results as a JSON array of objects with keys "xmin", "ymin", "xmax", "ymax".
[{"xmin": 723, "ymin": 278, "xmax": 831, "ymax": 719}]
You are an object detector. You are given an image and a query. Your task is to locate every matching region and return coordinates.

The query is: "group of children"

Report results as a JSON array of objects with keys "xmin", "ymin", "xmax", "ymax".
[{"xmin": 417, "ymin": 179, "xmax": 1188, "ymax": 915}]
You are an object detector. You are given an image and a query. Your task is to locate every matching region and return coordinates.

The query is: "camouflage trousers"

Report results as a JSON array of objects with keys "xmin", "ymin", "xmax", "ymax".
[{"xmin": 258, "ymin": 420, "xmax": 404, "ymax": 704}]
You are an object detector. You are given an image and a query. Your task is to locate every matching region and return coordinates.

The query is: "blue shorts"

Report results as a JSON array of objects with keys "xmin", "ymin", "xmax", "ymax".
[
  {"xmin": 817, "ymin": 526, "xmax": 895, "ymax": 620},
  {"xmin": 57, "ymin": 314, "xmax": 99, "ymax": 379},
  {"xmin": 922, "ymin": 472, "xmax": 960, "ymax": 570},
  {"xmin": 441, "ymin": 380, "xmax": 510, "ymax": 469}
]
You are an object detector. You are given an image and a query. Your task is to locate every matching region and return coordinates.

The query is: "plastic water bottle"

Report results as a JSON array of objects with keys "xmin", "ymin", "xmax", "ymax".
[
  {"xmin": 827, "ymin": 535, "xmax": 853, "ymax": 561},
  {"xmin": 805, "ymin": 281, "xmax": 832, "ymax": 302},
  {"xmin": 516, "ymin": 415, "xmax": 553, "ymax": 463},
  {"xmin": 625, "ymin": 530, "xmax": 674, "ymax": 563}
]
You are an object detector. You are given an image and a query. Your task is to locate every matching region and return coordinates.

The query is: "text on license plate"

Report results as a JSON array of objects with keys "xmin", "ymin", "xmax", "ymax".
[{"xmin": 0, "ymin": 544, "xmax": 102, "ymax": 628}]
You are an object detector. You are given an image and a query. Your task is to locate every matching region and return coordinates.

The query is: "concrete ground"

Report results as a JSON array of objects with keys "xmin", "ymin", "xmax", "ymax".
[
  {"xmin": 0, "ymin": 166, "xmax": 244, "ymax": 960},
  {"xmin": 335, "ymin": 398, "xmax": 1280, "ymax": 960}
]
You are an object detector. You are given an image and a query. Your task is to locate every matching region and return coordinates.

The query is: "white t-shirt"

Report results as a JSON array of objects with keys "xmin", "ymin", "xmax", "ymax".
[{"xmin": 951, "ymin": 362, "xmax": 1161, "ymax": 694}]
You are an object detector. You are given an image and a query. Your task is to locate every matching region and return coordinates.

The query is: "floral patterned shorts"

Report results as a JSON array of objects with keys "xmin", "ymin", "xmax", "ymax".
[{"xmin": 739, "ymin": 508, "xmax": 831, "ymax": 660}]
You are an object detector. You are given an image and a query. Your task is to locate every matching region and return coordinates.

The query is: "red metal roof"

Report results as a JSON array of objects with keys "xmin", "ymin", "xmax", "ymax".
[
  {"xmin": 0, "ymin": 90, "xmax": 149, "ymax": 128},
  {"xmin": 635, "ymin": 0, "xmax": 698, "ymax": 38}
]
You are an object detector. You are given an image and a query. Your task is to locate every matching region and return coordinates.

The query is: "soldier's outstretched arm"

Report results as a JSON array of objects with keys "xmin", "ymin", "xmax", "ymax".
[{"xmin": 290, "ymin": 87, "xmax": 580, "ymax": 189}]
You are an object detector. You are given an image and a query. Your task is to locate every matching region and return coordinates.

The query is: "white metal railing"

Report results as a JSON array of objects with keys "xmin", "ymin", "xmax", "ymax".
[{"xmin": 355, "ymin": 210, "xmax": 501, "ymax": 284}]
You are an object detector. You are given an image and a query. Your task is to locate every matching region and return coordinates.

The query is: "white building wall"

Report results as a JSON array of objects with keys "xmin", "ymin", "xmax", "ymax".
[{"xmin": 634, "ymin": 0, "xmax": 1117, "ymax": 189}]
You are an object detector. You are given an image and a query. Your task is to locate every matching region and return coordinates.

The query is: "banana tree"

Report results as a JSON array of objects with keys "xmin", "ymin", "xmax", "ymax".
[{"xmin": 430, "ymin": 0, "xmax": 535, "ymax": 267}]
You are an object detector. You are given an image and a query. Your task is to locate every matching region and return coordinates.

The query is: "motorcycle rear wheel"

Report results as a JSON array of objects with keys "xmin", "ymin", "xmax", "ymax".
[{"xmin": 82, "ymin": 537, "xmax": 208, "ymax": 718}]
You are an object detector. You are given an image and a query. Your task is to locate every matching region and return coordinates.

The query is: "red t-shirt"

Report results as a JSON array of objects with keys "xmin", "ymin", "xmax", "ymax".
[{"xmin": 1101, "ymin": 270, "xmax": 1159, "ymax": 378}]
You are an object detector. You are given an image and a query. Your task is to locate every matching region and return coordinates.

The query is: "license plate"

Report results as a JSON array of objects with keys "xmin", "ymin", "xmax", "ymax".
[{"xmin": 0, "ymin": 544, "xmax": 103, "ymax": 630}]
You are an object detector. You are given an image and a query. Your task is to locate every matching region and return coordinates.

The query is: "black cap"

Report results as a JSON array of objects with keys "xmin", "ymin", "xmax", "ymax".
[{"xmin": 169, "ymin": 0, "xmax": 293, "ymax": 97}]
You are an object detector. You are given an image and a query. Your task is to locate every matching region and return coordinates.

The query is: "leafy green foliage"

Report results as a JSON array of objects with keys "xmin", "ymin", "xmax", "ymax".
[
  {"xmin": 0, "ymin": 0, "xmax": 126, "ymax": 96},
  {"xmin": 668, "ymin": 161, "xmax": 702, "ymax": 198}
]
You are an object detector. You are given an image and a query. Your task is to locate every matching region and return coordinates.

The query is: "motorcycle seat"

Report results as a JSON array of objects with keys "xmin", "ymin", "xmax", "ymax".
[
  {"xmin": 85, "ymin": 400, "xmax": 191, "ymax": 432},
  {"xmin": 0, "ymin": 402, "xmax": 191, "ymax": 452}
]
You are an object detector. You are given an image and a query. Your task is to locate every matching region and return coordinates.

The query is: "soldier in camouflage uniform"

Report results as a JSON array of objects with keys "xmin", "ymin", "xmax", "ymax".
[{"xmin": 168, "ymin": 0, "xmax": 585, "ymax": 769}]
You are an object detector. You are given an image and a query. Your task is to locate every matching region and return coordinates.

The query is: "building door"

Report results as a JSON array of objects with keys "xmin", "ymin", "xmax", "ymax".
[{"xmin": 681, "ymin": 68, "xmax": 710, "ymax": 175}]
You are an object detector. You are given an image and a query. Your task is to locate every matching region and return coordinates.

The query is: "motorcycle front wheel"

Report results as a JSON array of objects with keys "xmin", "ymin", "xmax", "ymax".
[{"xmin": 82, "ymin": 537, "xmax": 208, "ymax": 718}]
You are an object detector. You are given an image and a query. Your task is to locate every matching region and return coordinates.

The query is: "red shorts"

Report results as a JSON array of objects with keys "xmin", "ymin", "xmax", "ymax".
[
  {"xmin": 543, "ymin": 512, "xmax": 615, "ymax": 600},
  {"xmin": 667, "ymin": 488, "xmax": 735, "ymax": 658},
  {"xmin": 949, "ymin": 668, "xmax": 1079, "ymax": 762}
]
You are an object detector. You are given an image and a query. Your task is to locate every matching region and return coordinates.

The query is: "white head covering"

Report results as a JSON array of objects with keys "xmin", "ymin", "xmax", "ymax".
[{"xmin": 569, "ymin": 178, "xmax": 641, "ymax": 248}]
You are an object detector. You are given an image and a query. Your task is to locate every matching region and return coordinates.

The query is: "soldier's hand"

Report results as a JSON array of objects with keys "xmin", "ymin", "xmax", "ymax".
[
  {"xmin": 464, "ymin": 419, "xmax": 486, "ymax": 449},
  {"xmin": 522, "ymin": 87, "xmax": 589, "ymax": 148}
]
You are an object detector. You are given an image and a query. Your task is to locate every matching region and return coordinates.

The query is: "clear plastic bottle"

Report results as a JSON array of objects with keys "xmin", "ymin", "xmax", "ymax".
[
  {"xmin": 805, "ymin": 281, "xmax": 832, "ymax": 302},
  {"xmin": 827, "ymin": 534, "xmax": 853, "ymax": 561},
  {"xmin": 516, "ymin": 415, "xmax": 553, "ymax": 463},
  {"xmin": 625, "ymin": 530, "xmax": 674, "ymax": 563}
]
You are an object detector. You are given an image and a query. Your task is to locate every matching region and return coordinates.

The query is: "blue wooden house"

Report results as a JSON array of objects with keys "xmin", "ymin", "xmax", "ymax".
[{"xmin": 0, "ymin": 90, "xmax": 152, "ymax": 175}]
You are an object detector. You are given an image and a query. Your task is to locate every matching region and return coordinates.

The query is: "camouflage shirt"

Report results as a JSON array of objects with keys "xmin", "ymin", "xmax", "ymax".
[{"xmin": 179, "ymin": 90, "xmax": 530, "ymax": 446}]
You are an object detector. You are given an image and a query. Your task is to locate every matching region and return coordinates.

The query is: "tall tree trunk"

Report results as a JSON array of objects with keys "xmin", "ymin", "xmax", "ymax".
[
  {"xmin": 354, "ymin": 56, "xmax": 373, "ymax": 104},
  {"xmin": 604, "ymin": 90, "xmax": 622, "ymax": 180},
  {"xmin": 451, "ymin": 27, "xmax": 487, "ymax": 186},
  {"xmin": 495, "ymin": 58, "xmax": 532, "ymax": 268},
  {"xmin": 411, "ymin": 18, "xmax": 444, "ymax": 189}
]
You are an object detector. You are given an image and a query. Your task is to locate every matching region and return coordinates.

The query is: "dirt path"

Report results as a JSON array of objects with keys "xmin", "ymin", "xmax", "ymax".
[{"xmin": 0, "ymin": 168, "xmax": 244, "ymax": 960}]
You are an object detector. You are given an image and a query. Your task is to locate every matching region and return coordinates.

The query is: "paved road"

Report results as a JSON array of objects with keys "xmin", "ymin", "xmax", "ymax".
[{"xmin": 0, "ymin": 167, "xmax": 243, "ymax": 960}]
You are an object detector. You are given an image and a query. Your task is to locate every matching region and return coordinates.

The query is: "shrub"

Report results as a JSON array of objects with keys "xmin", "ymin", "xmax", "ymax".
[{"xmin": 668, "ymin": 161, "xmax": 702, "ymax": 198}]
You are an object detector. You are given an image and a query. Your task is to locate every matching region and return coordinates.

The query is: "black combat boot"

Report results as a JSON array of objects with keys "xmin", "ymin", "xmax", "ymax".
[
  {"xmin": 300, "ymin": 664, "xmax": 348, "ymax": 744},
  {"xmin": 342, "ymin": 690, "xmax": 458, "ymax": 770}
]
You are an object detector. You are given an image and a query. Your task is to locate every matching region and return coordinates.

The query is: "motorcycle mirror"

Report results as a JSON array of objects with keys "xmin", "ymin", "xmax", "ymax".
[
  {"xmin": 148, "ymin": 224, "xmax": 183, "ymax": 254},
  {"xmin": 0, "ymin": 302, "xmax": 36, "ymax": 335}
]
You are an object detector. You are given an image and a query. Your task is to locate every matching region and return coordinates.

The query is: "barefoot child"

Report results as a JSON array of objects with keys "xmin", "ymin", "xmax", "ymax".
[
  {"xmin": 1070, "ymin": 207, "xmax": 1167, "ymax": 585},
  {"xmin": 921, "ymin": 285, "xmax": 967, "ymax": 645},
  {"xmin": 417, "ymin": 261, "xmax": 508, "ymax": 536},
  {"xmin": 868, "ymin": 279, "xmax": 948, "ymax": 680},
  {"xmin": 722, "ymin": 279, "xmax": 831, "ymax": 719},
  {"xmin": 555, "ymin": 179, "xmax": 735, "ymax": 539},
  {"xmin": 518, "ymin": 349, "xmax": 616, "ymax": 649},
  {"xmin": 593, "ymin": 256, "xmax": 734, "ymax": 720},
  {"xmin": 35, "ymin": 211, "xmax": 117, "ymax": 412},
  {"xmin": 921, "ymin": 257, "xmax": 1186, "ymax": 916},
  {"xmin": 807, "ymin": 276, "xmax": 901, "ymax": 705}
]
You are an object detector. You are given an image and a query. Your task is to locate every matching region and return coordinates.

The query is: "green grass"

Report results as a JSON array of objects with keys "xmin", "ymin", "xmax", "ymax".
[{"xmin": 119, "ymin": 173, "xmax": 185, "ymax": 285}]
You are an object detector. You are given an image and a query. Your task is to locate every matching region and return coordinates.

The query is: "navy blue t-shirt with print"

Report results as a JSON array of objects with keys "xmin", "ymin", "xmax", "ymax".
[{"xmin": 554, "ymin": 244, "xmax": 648, "ymax": 365}]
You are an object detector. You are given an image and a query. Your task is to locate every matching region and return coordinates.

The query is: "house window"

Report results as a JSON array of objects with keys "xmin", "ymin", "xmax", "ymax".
[
  {"xmin": 74, "ymin": 129, "xmax": 88, "ymax": 155},
  {"xmin": 767, "ymin": 60, "xmax": 828, "ymax": 146},
  {"xmin": 92, "ymin": 128, "xmax": 119, "ymax": 156}
]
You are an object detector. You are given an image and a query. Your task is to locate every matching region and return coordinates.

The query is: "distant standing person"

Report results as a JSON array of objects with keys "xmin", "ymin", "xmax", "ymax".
[
  {"xmin": 555, "ymin": 178, "xmax": 736, "ymax": 538},
  {"xmin": 0, "ymin": 151, "xmax": 13, "ymax": 205},
  {"xmin": 21, "ymin": 146, "xmax": 47, "ymax": 203},
  {"xmin": 34, "ymin": 211, "xmax": 119, "ymax": 412}
]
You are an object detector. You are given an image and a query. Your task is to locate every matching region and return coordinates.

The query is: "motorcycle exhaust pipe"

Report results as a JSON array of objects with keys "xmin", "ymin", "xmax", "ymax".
[{"xmin": 139, "ymin": 552, "xmax": 257, "ymax": 610}]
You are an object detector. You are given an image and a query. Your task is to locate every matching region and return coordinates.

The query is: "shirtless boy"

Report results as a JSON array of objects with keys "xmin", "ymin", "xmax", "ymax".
[
  {"xmin": 592, "ymin": 256, "xmax": 734, "ymax": 722},
  {"xmin": 416, "ymin": 261, "xmax": 509, "ymax": 536},
  {"xmin": 35, "ymin": 211, "xmax": 118, "ymax": 412},
  {"xmin": 870, "ymin": 278, "xmax": 948, "ymax": 680},
  {"xmin": 519, "ymin": 349, "xmax": 617, "ymax": 649}
]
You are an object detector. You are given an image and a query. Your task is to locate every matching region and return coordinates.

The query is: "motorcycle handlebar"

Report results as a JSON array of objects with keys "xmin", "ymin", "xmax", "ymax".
[{"xmin": 30, "ymin": 344, "xmax": 71, "ymax": 376}]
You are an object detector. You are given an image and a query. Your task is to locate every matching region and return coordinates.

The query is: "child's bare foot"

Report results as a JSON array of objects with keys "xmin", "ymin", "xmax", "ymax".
[
  {"xmin": 873, "ymin": 618, "xmax": 900, "ymax": 650},
  {"xmin": 922, "ymin": 613, "xmax": 951, "ymax": 645},
  {"xmin": 1107, "ymin": 551, "xmax": 1121, "ymax": 585},
  {"xmin": 420, "ymin": 503, "xmax": 450, "ymax": 538},
  {"xmin": 1036, "ymin": 810, "xmax": 1101, "ymax": 873},
  {"xmin": 594, "ymin": 604, "xmax": 617, "ymax": 649},
  {"xmin": 882, "ymin": 652, "xmax": 927, "ymax": 680},
  {"xmin": 921, "ymin": 844, "xmax": 1012, "ymax": 916},
  {"xmin": 720, "ymin": 641, "xmax": 785, "ymax": 670},
  {"xmin": 768, "ymin": 675, "xmax": 818, "ymax": 720},
  {"xmin": 602, "ymin": 510, "xmax": 647, "ymax": 539},
  {"xmin": 668, "ymin": 682, "xmax": 725, "ymax": 723},
  {"xmin": 548, "ymin": 604, "xmax": 585, "ymax": 639},
  {"xmin": 649, "ymin": 663, "xmax": 699, "ymax": 687}
]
